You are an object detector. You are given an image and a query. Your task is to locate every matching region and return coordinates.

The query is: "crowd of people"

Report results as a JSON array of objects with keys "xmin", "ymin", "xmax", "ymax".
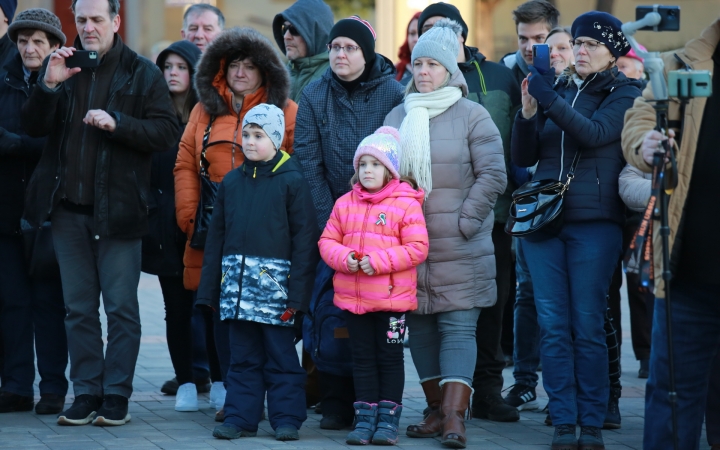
[{"xmin": 0, "ymin": 0, "xmax": 717, "ymax": 449}]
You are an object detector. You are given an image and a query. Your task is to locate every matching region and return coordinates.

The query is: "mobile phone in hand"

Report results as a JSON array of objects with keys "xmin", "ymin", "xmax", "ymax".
[
  {"xmin": 65, "ymin": 50, "xmax": 99, "ymax": 69},
  {"xmin": 532, "ymin": 44, "xmax": 550, "ymax": 75}
]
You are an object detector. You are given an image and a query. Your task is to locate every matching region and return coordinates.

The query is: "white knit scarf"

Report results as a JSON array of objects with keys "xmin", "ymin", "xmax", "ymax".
[{"xmin": 399, "ymin": 86, "xmax": 463, "ymax": 197}]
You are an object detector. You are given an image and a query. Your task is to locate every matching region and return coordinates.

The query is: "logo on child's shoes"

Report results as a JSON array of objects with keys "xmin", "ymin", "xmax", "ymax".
[
  {"xmin": 375, "ymin": 212, "xmax": 386, "ymax": 226},
  {"xmin": 386, "ymin": 314, "xmax": 406, "ymax": 344}
]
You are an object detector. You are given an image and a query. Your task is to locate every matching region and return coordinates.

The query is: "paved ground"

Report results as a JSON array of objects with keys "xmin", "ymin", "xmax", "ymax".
[{"xmin": 0, "ymin": 274, "xmax": 708, "ymax": 449}]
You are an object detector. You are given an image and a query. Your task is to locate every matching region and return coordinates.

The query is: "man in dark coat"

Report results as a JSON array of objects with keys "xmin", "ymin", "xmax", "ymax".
[
  {"xmin": 0, "ymin": 0, "xmax": 16, "ymax": 64},
  {"xmin": 21, "ymin": 0, "xmax": 177, "ymax": 427},
  {"xmin": 0, "ymin": 7, "xmax": 68, "ymax": 417},
  {"xmin": 272, "ymin": 0, "xmax": 334, "ymax": 103},
  {"xmin": 417, "ymin": 3, "xmax": 522, "ymax": 422}
]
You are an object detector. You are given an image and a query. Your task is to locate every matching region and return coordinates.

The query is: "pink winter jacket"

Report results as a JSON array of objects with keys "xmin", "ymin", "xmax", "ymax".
[{"xmin": 319, "ymin": 179, "xmax": 429, "ymax": 315}]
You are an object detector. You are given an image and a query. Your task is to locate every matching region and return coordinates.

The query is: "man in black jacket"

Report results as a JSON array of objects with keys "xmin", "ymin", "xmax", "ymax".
[
  {"xmin": 21, "ymin": 0, "xmax": 177, "ymax": 427},
  {"xmin": 0, "ymin": 7, "xmax": 68, "ymax": 417}
]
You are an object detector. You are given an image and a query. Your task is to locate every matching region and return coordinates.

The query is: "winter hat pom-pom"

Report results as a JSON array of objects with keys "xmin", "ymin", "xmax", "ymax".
[
  {"xmin": 431, "ymin": 17, "xmax": 463, "ymax": 36},
  {"xmin": 374, "ymin": 126, "xmax": 401, "ymax": 144}
]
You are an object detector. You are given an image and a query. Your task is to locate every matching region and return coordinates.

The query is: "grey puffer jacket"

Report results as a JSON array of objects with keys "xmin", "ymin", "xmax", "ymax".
[{"xmin": 384, "ymin": 70, "xmax": 507, "ymax": 314}]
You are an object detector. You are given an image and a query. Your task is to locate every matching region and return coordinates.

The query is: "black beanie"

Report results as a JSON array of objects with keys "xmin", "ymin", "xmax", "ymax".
[
  {"xmin": 156, "ymin": 40, "xmax": 202, "ymax": 75},
  {"xmin": 327, "ymin": 16, "xmax": 376, "ymax": 63},
  {"xmin": 418, "ymin": 2, "xmax": 468, "ymax": 41},
  {"xmin": 571, "ymin": 11, "xmax": 630, "ymax": 59},
  {"xmin": 0, "ymin": 0, "xmax": 16, "ymax": 24}
]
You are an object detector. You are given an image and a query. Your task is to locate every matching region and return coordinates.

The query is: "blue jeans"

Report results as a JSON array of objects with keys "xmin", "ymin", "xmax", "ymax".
[
  {"xmin": 512, "ymin": 237, "xmax": 540, "ymax": 388},
  {"xmin": 522, "ymin": 221, "xmax": 621, "ymax": 427},
  {"xmin": 0, "ymin": 235, "xmax": 68, "ymax": 397},
  {"xmin": 644, "ymin": 280, "xmax": 720, "ymax": 450},
  {"xmin": 225, "ymin": 321, "xmax": 306, "ymax": 431},
  {"xmin": 408, "ymin": 308, "xmax": 481, "ymax": 386}
]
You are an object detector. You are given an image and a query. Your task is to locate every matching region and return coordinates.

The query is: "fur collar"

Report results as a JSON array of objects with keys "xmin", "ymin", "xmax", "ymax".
[{"xmin": 194, "ymin": 27, "xmax": 290, "ymax": 116}]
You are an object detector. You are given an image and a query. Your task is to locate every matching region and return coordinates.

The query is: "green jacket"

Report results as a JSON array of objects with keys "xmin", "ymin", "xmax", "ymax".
[
  {"xmin": 288, "ymin": 52, "xmax": 330, "ymax": 104},
  {"xmin": 459, "ymin": 47, "xmax": 521, "ymax": 223}
]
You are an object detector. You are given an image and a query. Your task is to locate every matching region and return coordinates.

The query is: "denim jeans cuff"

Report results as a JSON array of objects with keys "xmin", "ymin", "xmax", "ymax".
[
  {"xmin": 439, "ymin": 378, "xmax": 474, "ymax": 393},
  {"xmin": 418, "ymin": 376, "xmax": 443, "ymax": 384},
  {"xmin": 102, "ymin": 388, "xmax": 132, "ymax": 399},
  {"xmin": 73, "ymin": 387, "xmax": 104, "ymax": 398}
]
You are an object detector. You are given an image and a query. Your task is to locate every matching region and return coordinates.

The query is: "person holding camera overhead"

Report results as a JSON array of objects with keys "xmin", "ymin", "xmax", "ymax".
[{"xmin": 511, "ymin": 11, "xmax": 642, "ymax": 450}]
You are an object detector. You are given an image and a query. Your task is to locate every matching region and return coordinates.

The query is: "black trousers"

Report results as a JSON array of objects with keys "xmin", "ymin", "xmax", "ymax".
[
  {"xmin": 472, "ymin": 223, "xmax": 513, "ymax": 395},
  {"xmin": 344, "ymin": 311, "xmax": 406, "ymax": 404},
  {"xmin": 318, "ymin": 370, "xmax": 355, "ymax": 423},
  {"xmin": 158, "ymin": 276, "xmax": 195, "ymax": 385}
]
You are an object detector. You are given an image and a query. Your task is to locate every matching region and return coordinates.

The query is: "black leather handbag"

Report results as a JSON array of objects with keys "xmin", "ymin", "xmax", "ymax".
[
  {"xmin": 189, "ymin": 116, "xmax": 239, "ymax": 250},
  {"xmin": 505, "ymin": 151, "xmax": 580, "ymax": 237}
]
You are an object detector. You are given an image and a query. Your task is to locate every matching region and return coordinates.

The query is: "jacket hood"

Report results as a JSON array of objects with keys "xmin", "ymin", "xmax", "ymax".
[
  {"xmin": 272, "ymin": 0, "xmax": 334, "ymax": 57},
  {"xmin": 195, "ymin": 27, "xmax": 290, "ymax": 116},
  {"xmin": 447, "ymin": 68, "xmax": 469, "ymax": 97},
  {"xmin": 156, "ymin": 40, "xmax": 201, "ymax": 75},
  {"xmin": 352, "ymin": 179, "xmax": 425, "ymax": 204},
  {"xmin": 323, "ymin": 53, "xmax": 398, "ymax": 90},
  {"xmin": 461, "ymin": 46, "xmax": 486, "ymax": 66}
]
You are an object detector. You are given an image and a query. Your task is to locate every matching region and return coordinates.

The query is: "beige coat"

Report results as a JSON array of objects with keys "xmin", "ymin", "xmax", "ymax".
[
  {"xmin": 384, "ymin": 70, "xmax": 507, "ymax": 314},
  {"xmin": 621, "ymin": 18, "xmax": 720, "ymax": 296},
  {"xmin": 618, "ymin": 164, "xmax": 652, "ymax": 213}
]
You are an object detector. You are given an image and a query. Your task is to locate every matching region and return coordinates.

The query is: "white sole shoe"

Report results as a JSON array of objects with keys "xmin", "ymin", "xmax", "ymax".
[
  {"xmin": 93, "ymin": 413, "xmax": 131, "ymax": 426},
  {"xmin": 57, "ymin": 411, "xmax": 96, "ymax": 426},
  {"xmin": 175, "ymin": 383, "xmax": 199, "ymax": 412}
]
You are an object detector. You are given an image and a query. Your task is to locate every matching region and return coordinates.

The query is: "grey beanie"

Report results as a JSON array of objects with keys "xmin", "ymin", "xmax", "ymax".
[
  {"xmin": 411, "ymin": 18, "xmax": 461, "ymax": 75},
  {"xmin": 243, "ymin": 103, "xmax": 285, "ymax": 151},
  {"xmin": 8, "ymin": 8, "xmax": 66, "ymax": 45}
]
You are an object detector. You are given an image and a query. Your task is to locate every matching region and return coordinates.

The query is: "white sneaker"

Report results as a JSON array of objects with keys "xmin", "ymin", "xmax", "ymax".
[
  {"xmin": 175, "ymin": 383, "xmax": 199, "ymax": 412},
  {"xmin": 209, "ymin": 382, "xmax": 226, "ymax": 411}
]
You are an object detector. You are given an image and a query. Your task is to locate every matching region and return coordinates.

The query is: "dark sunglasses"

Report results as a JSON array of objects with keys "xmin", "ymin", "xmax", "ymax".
[{"xmin": 281, "ymin": 23, "xmax": 300, "ymax": 37}]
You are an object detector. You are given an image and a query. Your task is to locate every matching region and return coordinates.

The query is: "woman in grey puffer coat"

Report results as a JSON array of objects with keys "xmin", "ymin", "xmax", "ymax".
[{"xmin": 384, "ymin": 19, "xmax": 506, "ymax": 448}]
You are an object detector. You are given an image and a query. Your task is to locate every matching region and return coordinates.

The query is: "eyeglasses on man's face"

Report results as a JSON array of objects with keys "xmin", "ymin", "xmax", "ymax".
[
  {"xmin": 572, "ymin": 39, "xmax": 605, "ymax": 52},
  {"xmin": 327, "ymin": 44, "xmax": 361, "ymax": 55}
]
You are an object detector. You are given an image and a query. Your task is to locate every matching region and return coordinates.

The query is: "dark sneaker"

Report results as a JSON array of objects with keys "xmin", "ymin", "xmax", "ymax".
[
  {"xmin": 321, "ymin": 413, "xmax": 351, "ymax": 430},
  {"xmin": 473, "ymin": 393, "xmax": 520, "ymax": 422},
  {"xmin": 57, "ymin": 394, "xmax": 103, "ymax": 425},
  {"xmin": 213, "ymin": 423, "xmax": 257, "ymax": 439},
  {"xmin": 551, "ymin": 424, "xmax": 578, "ymax": 450},
  {"xmin": 0, "ymin": 391, "xmax": 34, "ymax": 413},
  {"xmin": 275, "ymin": 425, "xmax": 300, "ymax": 441},
  {"xmin": 638, "ymin": 359, "xmax": 649, "ymax": 379},
  {"xmin": 161, "ymin": 376, "xmax": 211, "ymax": 395},
  {"xmin": 35, "ymin": 394, "xmax": 65, "ymax": 415},
  {"xmin": 603, "ymin": 388, "xmax": 621, "ymax": 429},
  {"xmin": 578, "ymin": 426, "xmax": 604, "ymax": 450},
  {"xmin": 93, "ymin": 394, "xmax": 131, "ymax": 426},
  {"xmin": 503, "ymin": 384, "xmax": 540, "ymax": 411}
]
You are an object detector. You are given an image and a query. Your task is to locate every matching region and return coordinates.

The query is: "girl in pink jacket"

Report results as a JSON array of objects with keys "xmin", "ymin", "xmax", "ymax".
[{"xmin": 319, "ymin": 126, "xmax": 429, "ymax": 446}]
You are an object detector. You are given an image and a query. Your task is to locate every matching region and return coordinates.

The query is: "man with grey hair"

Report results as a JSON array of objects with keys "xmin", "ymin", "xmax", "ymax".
[
  {"xmin": 21, "ymin": 0, "xmax": 178, "ymax": 427},
  {"xmin": 181, "ymin": 3, "xmax": 224, "ymax": 52}
]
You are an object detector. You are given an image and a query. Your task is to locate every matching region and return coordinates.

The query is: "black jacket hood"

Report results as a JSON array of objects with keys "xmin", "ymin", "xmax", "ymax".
[{"xmin": 194, "ymin": 27, "xmax": 291, "ymax": 116}]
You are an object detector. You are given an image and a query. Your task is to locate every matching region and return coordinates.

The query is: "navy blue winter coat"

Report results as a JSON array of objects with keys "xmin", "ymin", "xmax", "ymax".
[
  {"xmin": 511, "ymin": 67, "xmax": 642, "ymax": 225},
  {"xmin": 294, "ymin": 55, "xmax": 405, "ymax": 230},
  {"xmin": 0, "ymin": 55, "xmax": 45, "ymax": 236},
  {"xmin": 196, "ymin": 150, "xmax": 319, "ymax": 325}
]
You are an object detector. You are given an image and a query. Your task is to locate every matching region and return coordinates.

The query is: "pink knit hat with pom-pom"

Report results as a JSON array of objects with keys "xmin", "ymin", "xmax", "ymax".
[{"xmin": 353, "ymin": 126, "xmax": 401, "ymax": 180}]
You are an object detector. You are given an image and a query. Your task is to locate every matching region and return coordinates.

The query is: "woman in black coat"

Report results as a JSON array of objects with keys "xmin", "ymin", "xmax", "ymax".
[
  {"xmin": 142, "ymin": 40, "xmax": 204, "ymax": 412},
  {"xmin": 510, "ymin": 12, "xmax": 642, "ymax": 450}
]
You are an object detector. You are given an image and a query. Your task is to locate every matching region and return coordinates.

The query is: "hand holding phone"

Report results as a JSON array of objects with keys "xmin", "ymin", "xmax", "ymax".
[
  {"xmin": 65, "ymin": 50, "xmax": 100, "ymax": 69},
  {"xmin": 44, "ymin": 47, "xmax": 82, "ymax": 89},
  {"xmin": 532, "ymin": 44, "xmax": 551, "ymax": 75}
]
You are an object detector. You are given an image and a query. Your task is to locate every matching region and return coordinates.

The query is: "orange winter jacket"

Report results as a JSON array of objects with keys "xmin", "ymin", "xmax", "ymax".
[{"xmin": 173, "ymin": 27, "xmax": 298, "ymax": 290}]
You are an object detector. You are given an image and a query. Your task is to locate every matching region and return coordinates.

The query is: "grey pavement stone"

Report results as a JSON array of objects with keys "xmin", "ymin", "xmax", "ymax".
[{"xmin": 2, "ymin": 273, "xmax": 711, "ymax": 449}]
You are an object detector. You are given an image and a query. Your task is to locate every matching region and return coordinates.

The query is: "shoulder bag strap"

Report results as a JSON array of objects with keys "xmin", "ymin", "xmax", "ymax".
[
  {"xmin": 564, "ymin": 150, "xmax": 582, "ymax": 187},
  {"xmin": 199, "ymin": 115, "xmax": 216, "ymax": 176}
]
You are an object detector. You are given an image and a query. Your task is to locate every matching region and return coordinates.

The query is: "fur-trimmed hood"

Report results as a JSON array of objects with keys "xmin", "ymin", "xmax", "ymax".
[{"xmin": 194, "ymin": 27, "xmax": 290, "ymax": 116}]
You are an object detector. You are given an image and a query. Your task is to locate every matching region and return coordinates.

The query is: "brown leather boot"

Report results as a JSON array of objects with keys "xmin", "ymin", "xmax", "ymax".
[
  {"xmin": 406, "ymin": 378, "xmax": 443, "ymax": 438},
  {"xmin": 440, "ymin": 382, "xmax": 472, "ymax": 449}
]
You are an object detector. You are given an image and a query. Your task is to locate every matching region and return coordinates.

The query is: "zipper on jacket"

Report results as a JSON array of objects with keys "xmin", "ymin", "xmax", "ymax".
[
  {"xmin": 558, "ymin": 73, "xmax": 597, "ymax": 180},
  {"xmin": 253, "ymin": 167, "xmax": 256, "ymax": 178},
  {"xmin": 234, "ymin": 255, "xmax": 247, "ymax": 320},
  {"xmin": 356, "ymin": 203, "xmax": 373, "ymax": 307},
  {"xmin": 77, "ymin": 68, "xmax": 97, "ymax": 201}
]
